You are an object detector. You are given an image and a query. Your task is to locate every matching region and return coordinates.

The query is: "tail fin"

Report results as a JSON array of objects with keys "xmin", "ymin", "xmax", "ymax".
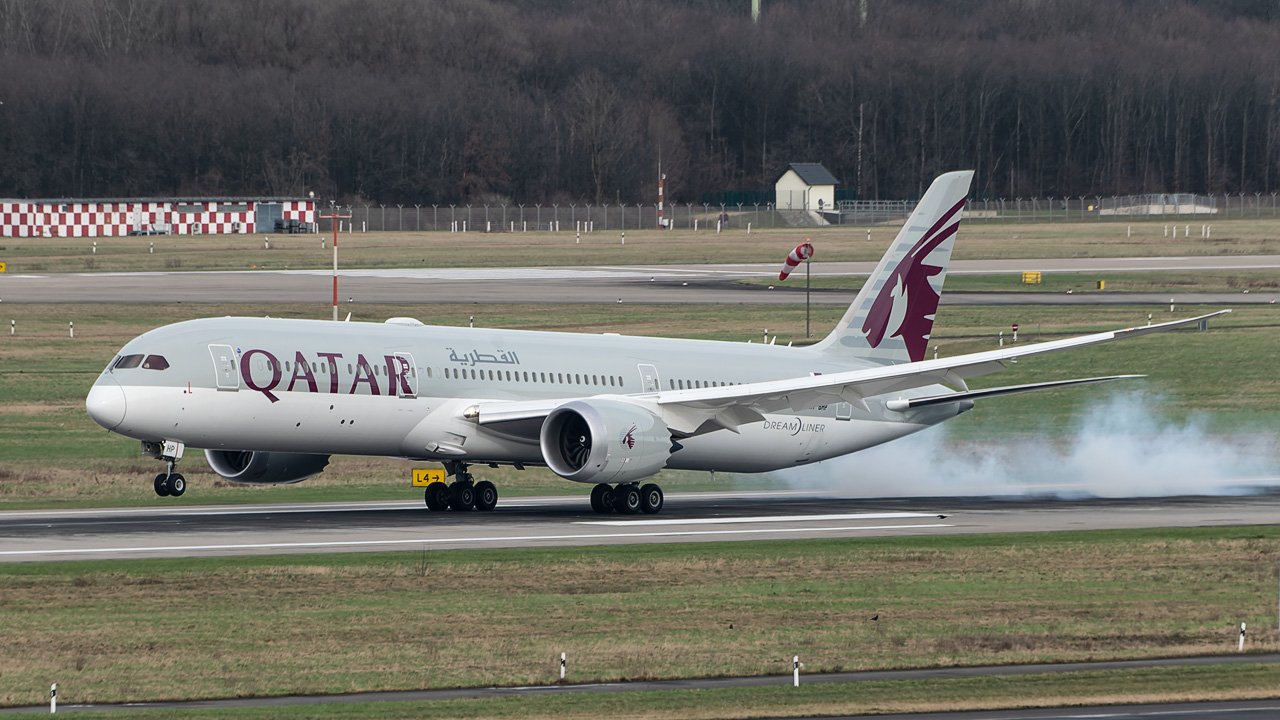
[{"xmin": 813, "ymin": 170, "xmax": 974, "ymax": 364}]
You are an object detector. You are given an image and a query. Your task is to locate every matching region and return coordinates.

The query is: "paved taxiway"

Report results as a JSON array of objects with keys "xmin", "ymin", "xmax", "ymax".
[
  {"xmin": 2, "ymin": 256, "xmax": 1277, "ymax": 305},
  {"xmin": 3, "ymin": 491, "xmax": 1277, "ymax": 563}
]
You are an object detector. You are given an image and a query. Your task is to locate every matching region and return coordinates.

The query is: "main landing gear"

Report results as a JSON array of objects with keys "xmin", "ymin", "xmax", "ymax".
[
  {"xmin": 590, "ymin": 482, "xmax": 663, "ymax": 514},
  {"xmin": 143, "ymin": 441, "xmax": 187, "ymax": 497},
  {"xmin": 424, "ymin": 461, "xmax": 498, "ymax": 512}
]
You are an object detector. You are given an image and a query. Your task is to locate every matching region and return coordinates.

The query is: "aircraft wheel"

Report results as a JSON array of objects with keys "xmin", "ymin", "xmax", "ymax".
[
  {"xmin": 474, "ymin": 481, "xmax": 498, "ymax": 511},
  {"xmin": 153, "ymin": 473, "xmax": 170, "ymax": 497},
  {"xmin": 590, "ymin": 483, "xmax": 613, "ymax": 513},
  {"xmin": 449, "ymin": 481, "xmax": 475, "ymax": 511},
  {"xmin": 167, "ymin": 474, "xmax": 187, "ymax": 497},
  {"xmin": 614, "ymin": 484, "xmax": 641, "ymax": 515},
  {"xmin": 639, "ymin": 483, "xmax": 663, "ymax": 514},
  {"xmin": 424, "ymin": 483, "xmax": 449, "ymax": 511}
]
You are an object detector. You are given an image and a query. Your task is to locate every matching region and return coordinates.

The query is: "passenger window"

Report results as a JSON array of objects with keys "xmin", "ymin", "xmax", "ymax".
[
  {"xmin": 141, "ymin": 355, "xmax": 169, "ymax": 371},
  {"xmin": 114, "ymin": 354, "xmax": 143, "ymax": 369},
  {"xmin": 609, "ymin": 376, "xmax": 615, "ymax": 387}
]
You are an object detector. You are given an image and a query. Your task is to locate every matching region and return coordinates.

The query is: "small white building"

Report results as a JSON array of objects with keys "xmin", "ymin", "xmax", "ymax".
[{"xmin": 774, "ymin": 163, "xmax": 839, "ymax": 211}]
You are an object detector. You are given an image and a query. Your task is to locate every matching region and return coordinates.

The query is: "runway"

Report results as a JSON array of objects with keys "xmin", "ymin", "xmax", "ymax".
[
  {"xmin": 2, "ymin": 256, "xmax": 1277, "ymax": 305},
  {"xmin": 2, "ymin": 490, "xmax": 1277, "ymax": 563}
]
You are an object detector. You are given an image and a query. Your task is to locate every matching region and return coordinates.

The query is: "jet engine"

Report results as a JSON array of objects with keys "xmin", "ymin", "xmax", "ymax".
[
  {"xmin": 540, "ymin": 399, "xmax": 672, "ymax": 484},
  {"xmin": 204, "ymin": 450, "xmax": 330, "ymax": 485}
]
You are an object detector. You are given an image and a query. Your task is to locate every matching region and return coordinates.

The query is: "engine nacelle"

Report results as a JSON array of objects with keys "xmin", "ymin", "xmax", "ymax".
[
  {"xmin": 204, "ymin": 450, "xmax": 330, "ymax": 485},
  {"xmin": 540, "ymin": 399, "xmax": 671, "ymax": 484}
]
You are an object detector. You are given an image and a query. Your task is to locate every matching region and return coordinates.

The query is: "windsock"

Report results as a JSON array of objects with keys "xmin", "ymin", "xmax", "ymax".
[{"xmin": 778, "ymin": 241, "xmax": 814, "ymax": 280}]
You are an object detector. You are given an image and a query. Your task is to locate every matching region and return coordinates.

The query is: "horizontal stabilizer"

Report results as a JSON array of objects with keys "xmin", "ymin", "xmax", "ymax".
[{"xmin": 883, "ymin": 375, "xmax": 1144, "ymax": 411}]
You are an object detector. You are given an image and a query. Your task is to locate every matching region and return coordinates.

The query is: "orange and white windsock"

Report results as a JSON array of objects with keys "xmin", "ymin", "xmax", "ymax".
[{"xmin": 779, "ymin": 241, "xmax": 814, "ymax": 280}]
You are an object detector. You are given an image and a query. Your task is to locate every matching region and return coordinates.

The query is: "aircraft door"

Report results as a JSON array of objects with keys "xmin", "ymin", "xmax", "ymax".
[
  {"xmin": 637, "ymin": 363, "xmax": 661, "ymax": 393},
  {"xmin": 209, "ymin": 344, "xmax": 239, "ymax": 390},
  {"xmin": 835, "ymin": 402, "xmax": 853, "ymax": 421},
  {"xmin": 392, "ymin": 352, "xmax": 417, "ymax": 398}
]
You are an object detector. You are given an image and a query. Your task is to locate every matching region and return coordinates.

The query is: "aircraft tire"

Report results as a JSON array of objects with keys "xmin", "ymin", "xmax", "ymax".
[
  {"xmin": 639, "ymin": 483, "xmax": 663, "ymax": 514},
  {"xmin": 424, "ymin": 483, "xmax": 449, "ymax": 511},
  {"xmin": 153, "ymin": 473, "xmax": 170, "ymax": 497},
  {"xmin": 590, "ymin": 483, "xmax": 612, "ymax": 513},
  {"xmin": 615, "ymin": 484, "xmax": 641, "ymax": 514},
  {"xmin": 167, "ymin": 474, "xmax": 186, "ymax": 497},
  {"xmin": 450, "ymin": 481, "xmax": 476, "ymax": 511},
  {"xmin": 474, "ymin": 481, "xmax": 498, "ymax": 511}
]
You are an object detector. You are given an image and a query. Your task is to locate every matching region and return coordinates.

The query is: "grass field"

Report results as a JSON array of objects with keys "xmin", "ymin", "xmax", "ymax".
[
  {"xmin": 1, "ymin": 301, "xmax": 1276, "ymax": 509},
  {"xmin": 2, "ymin": 217, "xmax": 1280, "ymax": 275},
  {"xmin": 1, "ymin": 528, "xmax": 1279, "ymax": 712}
]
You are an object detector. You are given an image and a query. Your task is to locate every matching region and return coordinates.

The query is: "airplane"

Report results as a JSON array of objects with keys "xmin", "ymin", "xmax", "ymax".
[{"xmin": 85, "ymin": 171, "xmax": 1227, "ymax": 514}]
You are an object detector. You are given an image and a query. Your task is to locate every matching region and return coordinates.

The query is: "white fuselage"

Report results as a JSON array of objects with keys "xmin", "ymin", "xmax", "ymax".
[{"xmin": 88, "ymin": 316, "xmax": 966, "ymax": 479}]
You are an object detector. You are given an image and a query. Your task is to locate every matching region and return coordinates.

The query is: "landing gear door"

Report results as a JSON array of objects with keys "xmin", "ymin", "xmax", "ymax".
[
  {"xmin": 209, "ymin": 344, "xmax": 239, "ymax": 390},
  {"xmin": 393, "ymin": 352, "xmax": 417, "ymax": 398},
  {"xmin": 637, "ymin": 363, "xmax": 661, "ymax": 393}
]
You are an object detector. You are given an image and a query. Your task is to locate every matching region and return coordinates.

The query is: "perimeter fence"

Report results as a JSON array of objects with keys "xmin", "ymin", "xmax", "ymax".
[{"xmin": 316, "ymin": 192, "xmax": 1280, "ymax": 233}]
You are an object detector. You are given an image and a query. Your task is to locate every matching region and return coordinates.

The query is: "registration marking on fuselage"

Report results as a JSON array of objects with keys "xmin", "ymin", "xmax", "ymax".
[{"xmin": 578, "ymin": 512, "xmax": 942, "ymax": 526}]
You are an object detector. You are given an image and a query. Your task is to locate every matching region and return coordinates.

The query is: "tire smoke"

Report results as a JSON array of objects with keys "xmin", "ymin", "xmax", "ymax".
[{"xmin": 771, "ymin": 392, "xmax": 1279, "ymax": 498}]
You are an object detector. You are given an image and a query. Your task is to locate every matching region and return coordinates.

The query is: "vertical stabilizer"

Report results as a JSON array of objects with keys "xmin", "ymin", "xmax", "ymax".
[{"xmin": 813, "ymin": 170, "xmax": 973, "ymax": 363}]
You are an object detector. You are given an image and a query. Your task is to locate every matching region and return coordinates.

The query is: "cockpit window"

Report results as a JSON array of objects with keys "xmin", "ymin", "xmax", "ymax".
[
  {"xmin": 142, "ymin": 355, "xmax": 170, "ymax": 371},
  {"xmin": 113, "ymin": 354, "xmax": 144, "ymax": 369}
]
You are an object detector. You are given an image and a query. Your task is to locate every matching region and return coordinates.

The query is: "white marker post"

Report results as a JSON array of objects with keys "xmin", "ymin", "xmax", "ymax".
[
  {"xmin": 92, "ymin": 241, "xmax": 96, "ymax": 254},
  {"xmin": 50, "ymin": 683, "xmax": 56, "ymax": 714},
  {"xmin": 10, "ymin": 319, "xmax": 13, "ymax": 335},
  {"xmin": 149, "ymin": 242, "xmax": 153, "ymax": 254},
  {"xmin": 792, "ymin": 656, "xmax": 800, "ymax": 687},
  {"xmin": 1239, "ymin": 622, "xmax": 1246, "ymax": 652},
  {"xmin": 68, "ymin": 322, "xmax": 73, "ymax": 338},
  {"xmin": 560, "ymin": 652, "xmax": 566, "ymax": 680},
  {"xmin": 621, "ymin": 232, "xmax": 625, "ymax": 246},
  {"xmin": 999, "ymin": 330, "xmax": 1004, "ymax": 347}
]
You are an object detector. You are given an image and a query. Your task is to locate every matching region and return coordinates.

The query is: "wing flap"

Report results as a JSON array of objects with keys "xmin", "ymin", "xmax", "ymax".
[{"xmin": 882, "ymin": 375, "xmax": 1144, "ymax": 411}]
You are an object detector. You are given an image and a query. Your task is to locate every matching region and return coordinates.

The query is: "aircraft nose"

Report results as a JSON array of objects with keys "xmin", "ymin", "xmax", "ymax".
[{"xmin": 86, "ymin": 379, "xmax": 127, "ymax": 430}]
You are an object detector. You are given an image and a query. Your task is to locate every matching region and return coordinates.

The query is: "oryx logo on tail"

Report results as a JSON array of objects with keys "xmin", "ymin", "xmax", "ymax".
[
  {"xmin": 812, "ymin": 170, "xmax": 974, "ymax": 365},
  {"xmin": 862, "ymin": 197, "xmax": 965, "ymax": 362}
]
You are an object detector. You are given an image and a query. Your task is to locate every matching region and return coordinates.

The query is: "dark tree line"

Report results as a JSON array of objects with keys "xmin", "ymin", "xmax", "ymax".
[{"xmin": 2, "ymin": 0, "xmax": 1279, "ymax": 204}]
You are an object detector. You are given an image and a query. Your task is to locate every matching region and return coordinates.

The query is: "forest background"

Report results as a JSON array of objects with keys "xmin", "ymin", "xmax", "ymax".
[{"xmin": 2, "ymin": 0, "xmax": 1279, "ymax": 206}]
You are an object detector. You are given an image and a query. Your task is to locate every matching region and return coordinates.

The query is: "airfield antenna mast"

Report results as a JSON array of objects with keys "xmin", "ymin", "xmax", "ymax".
[{"xmin": 322, "ymin": 203, "xmax": 352, "ymax": 321}]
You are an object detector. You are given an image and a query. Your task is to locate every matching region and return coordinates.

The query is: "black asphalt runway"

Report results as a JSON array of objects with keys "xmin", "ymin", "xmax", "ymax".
[
  {"xmin": 2, "ymin": 654, "xmax": 1275, "ymax": 716},
  {"xmin": 3, "ymin": 491, "xmax": 1278, "ymax": 563}
]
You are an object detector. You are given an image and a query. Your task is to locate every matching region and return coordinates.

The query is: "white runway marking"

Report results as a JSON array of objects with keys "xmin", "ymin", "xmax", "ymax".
[
  {"xmin": 0, "ymin": 523, "xmax": 952, "ymax": 558},
  {"xmin": 580, "ymin": 512, "xmax": 940, "ymax": 526}
]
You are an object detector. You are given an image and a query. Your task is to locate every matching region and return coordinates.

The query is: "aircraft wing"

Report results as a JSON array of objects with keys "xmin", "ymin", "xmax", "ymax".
[{"xmin": 475, "ymin": 310, "xmax": 1227, "ymax": 435}]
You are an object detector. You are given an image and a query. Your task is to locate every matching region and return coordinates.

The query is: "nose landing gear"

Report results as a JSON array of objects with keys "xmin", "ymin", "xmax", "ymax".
[{"xmin": 143, "ymin": 440, "xmax": 186, "ymax": 497}]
